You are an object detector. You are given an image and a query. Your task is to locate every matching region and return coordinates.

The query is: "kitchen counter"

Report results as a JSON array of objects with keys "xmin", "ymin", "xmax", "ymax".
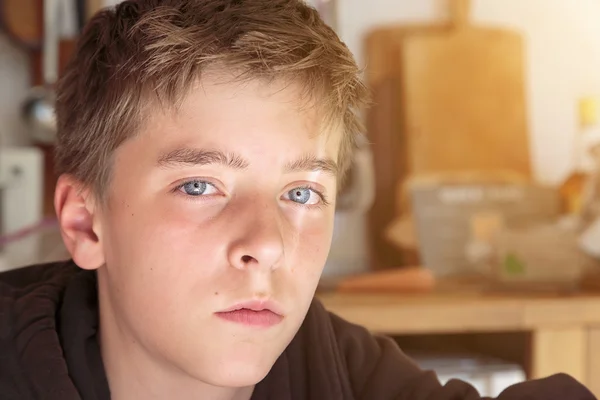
[{"xmin": 319, "ymin": 285, "xmax": 600, "ymax": 396}]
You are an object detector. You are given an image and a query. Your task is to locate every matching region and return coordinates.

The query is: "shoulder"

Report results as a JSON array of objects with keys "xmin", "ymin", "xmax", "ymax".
[
  {"xmin": 0, "ymin": 260, "xmax": 81, "ymax": 399},
  {"xmin": 0, "ymin": 260, "xmax": 80, "ymax": 344},
  {"xmin": 0, "ymin": 260, "xmax": 79, "ymax": 316},
  {"xmin": 0, "ymin": 259, "xmax": 80, "ymax": 335},
  {"xmin": 306, "ymin": 298, "xmax": 419, "ymax": 377},
  {"xmin": 0, "ymin": 260, "xmax": 80, "ymax": 318},
  {"xmin": 296, "ymin": 298, "xmax": 436, "ymax": 399},
  {"xmin": 301, "ymin": 299, "xmax": 597, "ymax": 400},
  {"xmin": 0, "ymin": 259, "xmax": 78, "ymax": 289}
]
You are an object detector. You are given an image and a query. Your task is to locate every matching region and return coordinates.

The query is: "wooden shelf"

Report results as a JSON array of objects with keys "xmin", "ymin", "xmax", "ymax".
[
  {"xmin": 319, "ymin": 289, "xmax": 600, "ymax": 334},
  {"xmin": 318, "ymin": 285, "xmax": 600, "ymax": 395}
]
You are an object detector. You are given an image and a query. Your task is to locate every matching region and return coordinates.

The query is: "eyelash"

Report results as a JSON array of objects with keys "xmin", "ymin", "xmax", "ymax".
[{"xmin": 171, "ymin": 180, "xmax": 329, "ymax": 207}]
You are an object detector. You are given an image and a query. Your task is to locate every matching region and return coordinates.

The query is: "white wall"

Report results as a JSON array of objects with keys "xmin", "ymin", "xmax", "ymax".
[{"xmin": 337, "ymin": 0, "xmax": 600, "ymax": 185}]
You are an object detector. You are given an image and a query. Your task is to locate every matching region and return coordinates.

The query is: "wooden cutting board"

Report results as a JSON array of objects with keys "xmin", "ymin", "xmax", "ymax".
[
  {"xmin": 365, "ymin": 0, "xmax": 531, "ymax": 270},
  {"xmin": 365, "ymin": 23, "xmax": 451, "ymax": 270},
  {"xmin": 399, "ymin": 0, "xmax": 531, "ymax": 176}
]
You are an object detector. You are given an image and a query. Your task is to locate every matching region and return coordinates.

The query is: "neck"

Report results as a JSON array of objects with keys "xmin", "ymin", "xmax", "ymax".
[{"xmin": 97, "ymin": 275, "xmax": 254, "ymax": 400}]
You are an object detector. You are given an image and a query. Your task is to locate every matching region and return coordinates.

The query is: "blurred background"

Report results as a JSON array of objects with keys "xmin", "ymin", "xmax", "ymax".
[{"xmin": 2, "ymin": 0, "xmax": 600, "ymax": 396}]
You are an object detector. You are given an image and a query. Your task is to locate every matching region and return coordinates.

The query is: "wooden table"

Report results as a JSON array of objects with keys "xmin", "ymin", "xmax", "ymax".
[{"xmin": 319, "ymin": 286, "xmax": 600, "ymax": 396}]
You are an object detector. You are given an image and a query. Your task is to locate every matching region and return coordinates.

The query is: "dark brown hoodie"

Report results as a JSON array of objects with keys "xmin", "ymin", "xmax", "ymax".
[{"xmin": 0, "ymin": 261, "xmax": 595, "ymax": 400}]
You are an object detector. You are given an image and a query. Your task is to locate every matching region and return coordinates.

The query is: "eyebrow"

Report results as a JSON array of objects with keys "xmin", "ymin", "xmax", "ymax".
[
  {"xmin": 157, "ymin": 148, "xmax": 249, "ymax": 169},
  {"xmin": 157, "ymin": 147, "xmax": 338, "ymax": 176},
  {"xmin": 284, "ymin": 154, "xmax": 338, "ymax": 176}
]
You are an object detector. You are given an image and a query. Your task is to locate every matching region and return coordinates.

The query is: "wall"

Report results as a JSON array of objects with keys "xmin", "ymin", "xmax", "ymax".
[
  {"xmin": 0, "ymin": 35, "xmax": 31, "ymax": 146},
  {"xmin": 337, "ymin": 0, "xmax": 600, "ymax": 185}
]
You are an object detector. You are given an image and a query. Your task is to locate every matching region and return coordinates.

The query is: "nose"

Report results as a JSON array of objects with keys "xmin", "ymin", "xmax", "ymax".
[{"xmin": 227, "ymin": 203, "xmax": 285, "ymax": 271}]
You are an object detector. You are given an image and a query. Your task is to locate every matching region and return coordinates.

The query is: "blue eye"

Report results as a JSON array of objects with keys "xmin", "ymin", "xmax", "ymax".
[
  {"xmin": 285, "ymin": 187, "xmax": 325, "ymax": 205},
  {"xmin": 288, "ymin": 188, "xmax": 311, "ymax": 204},
  {"xmin": 178, "ymin": 180, "xmax": 218, "ymax": 196}
]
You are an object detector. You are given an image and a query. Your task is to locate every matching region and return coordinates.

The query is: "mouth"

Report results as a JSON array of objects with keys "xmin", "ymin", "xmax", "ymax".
[{"xmin": 215, "ymin": 300, "xmax": 284, "ymax": 328}]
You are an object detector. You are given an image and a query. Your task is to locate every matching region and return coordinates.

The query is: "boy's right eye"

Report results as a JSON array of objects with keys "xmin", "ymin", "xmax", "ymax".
[{"xmin": 177, "ymin": 180, "xmax": 219, "ymax": 196}]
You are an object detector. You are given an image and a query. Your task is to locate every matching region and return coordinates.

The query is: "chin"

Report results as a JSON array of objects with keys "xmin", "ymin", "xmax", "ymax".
[
  {"xmin": 201, "ymin": 357, "xmax": 275, "ymax": 388},
  {"xmin": 177, "ymin": 340, "xmax": 283, "ymax": 388}
]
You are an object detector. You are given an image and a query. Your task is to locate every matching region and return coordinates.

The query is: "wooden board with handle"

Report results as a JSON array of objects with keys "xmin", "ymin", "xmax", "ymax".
[
  {"xmin": 399, "ymin": 0, "xmax": 531, "ymax": 176},
  {"xmin": 365, "ymin": 23, "xmax": 451, "ymax": 270},
  {"xmin": 365, "ymin": 0, "xmax": 531, "ymax": 270}
]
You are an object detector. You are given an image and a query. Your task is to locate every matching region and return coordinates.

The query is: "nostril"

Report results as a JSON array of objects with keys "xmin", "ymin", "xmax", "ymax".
[{"xmin": 241, "ymin": 255, "xmax": 253, "ymax": 264}]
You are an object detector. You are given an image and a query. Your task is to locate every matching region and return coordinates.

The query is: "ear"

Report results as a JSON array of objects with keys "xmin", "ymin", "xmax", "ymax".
[{"xmin": 54, "ymin": 174, "xmax": 105, "ymax": 270}]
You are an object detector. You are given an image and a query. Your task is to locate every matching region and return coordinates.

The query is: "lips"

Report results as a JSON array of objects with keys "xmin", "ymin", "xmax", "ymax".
[{"xmin": 216, "ymin": 300, "xmax": 284, "ymax": 328}]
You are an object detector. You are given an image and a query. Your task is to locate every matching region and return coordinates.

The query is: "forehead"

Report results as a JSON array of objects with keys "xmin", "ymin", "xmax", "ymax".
[
  {"xmin": 141, "ymin": 76, "xmax": 342, "ymax": 153},
  {"xmin": 107, "ymin": 77, "xmax": 344, "ymax": 185}
]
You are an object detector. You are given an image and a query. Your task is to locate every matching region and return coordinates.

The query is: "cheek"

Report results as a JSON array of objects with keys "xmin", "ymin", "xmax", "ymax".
[
  {"xmin": 287, "ymin": 211, "xmax": 335, "ymax": 276},
  {"xmin": 102, "ymin": 201, "xmax": 226, "ymax": 297},
  {"xmin": 110, "ymin": 193, "xmax": 223, "ymax": 249}
]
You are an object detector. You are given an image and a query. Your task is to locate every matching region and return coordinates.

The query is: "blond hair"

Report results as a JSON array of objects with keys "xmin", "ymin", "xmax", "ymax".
[{"xmin": 55, "ymin": 0, "xmax": 368, "ymax": 198}]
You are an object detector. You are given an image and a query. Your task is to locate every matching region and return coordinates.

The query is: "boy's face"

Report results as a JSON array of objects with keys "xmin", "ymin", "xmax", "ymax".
[{"xmin": 92, "ymin": 77, "xmax": 340, "ymax": 387}]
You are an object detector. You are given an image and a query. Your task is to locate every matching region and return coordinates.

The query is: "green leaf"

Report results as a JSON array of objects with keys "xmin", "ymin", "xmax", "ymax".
[{"xmin": 503, "ymin": 253, "xmax": 526, "ymax": 275}]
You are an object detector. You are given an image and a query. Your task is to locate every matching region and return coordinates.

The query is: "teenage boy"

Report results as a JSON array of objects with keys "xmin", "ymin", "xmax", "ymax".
[{"xmin": 0, "ymin": 1, "xmax": 595, "ymax": 399}]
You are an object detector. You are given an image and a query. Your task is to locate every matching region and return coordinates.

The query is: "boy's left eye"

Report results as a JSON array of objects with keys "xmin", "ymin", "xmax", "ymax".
[
  {"xmin": 284, "ymin": 187, "xmax": 323, "ymax": 205},
  {"xmin": 178, "ymin": 180, "xmax": 219, "ymax": 196}
]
